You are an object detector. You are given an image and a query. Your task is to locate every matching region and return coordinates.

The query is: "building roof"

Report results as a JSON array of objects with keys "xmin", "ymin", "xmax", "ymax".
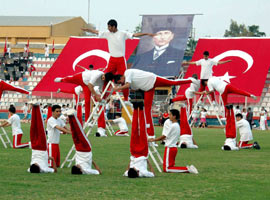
[{"xmin": 0, "ymin": 16, "xmax": 78, "ymax": 26}]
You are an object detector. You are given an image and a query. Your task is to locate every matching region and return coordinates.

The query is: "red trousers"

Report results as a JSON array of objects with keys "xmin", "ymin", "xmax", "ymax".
[
  {"xmin": 225, "ymin": 107, "xmax": 236, "ymax": 139},
  {"xmin": 0, "ymin": 80, "xmax": 29, "ymax": 98},
  {"xmin": 47, "ymin": 143, "xmax": 60, "ymax": 167},
  {"xmin": 130, "ymin": 105, "xmax": 148, "ymax": 158},
  {"xmin": 114, "ymin": 130, "xmax": 128, "ymax": 136},
  {"xmin": 172, "ymin": 95, "xmax": 193, "ymax": 115},
  {"xmin": 163, "ymin": 147, "xmax": 189, "ymax": 173},
  {"xmin": 238, "ymin": 141, "xmax": 253, "ymax": 149},
  {"xmin": 13, "ymin": 134, "xmax": 29, "ymax": 149},
  {"xmin": 145, "ymin": 77, "xmax": 192, "ymax": 137},
  {"xmin": 198, "ymin": 81, "xmax": 215, "ymax": 102},
  {"xmin": 104, "ymin": 56, "xmax": 129, "ymax": 101},
  {"xmin": 180, "ymin": 107, "xmax": 192, "ymax": 136}
]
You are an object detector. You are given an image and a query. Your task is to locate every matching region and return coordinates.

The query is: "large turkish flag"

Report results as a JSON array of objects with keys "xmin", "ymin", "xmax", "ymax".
[
  {"xmin": 178, "ymin": 38, "xmax": 270, "ymax": 103},
  {"xmin": 33, "ymin": 37, "xmax": 139, "ymax": 94}
]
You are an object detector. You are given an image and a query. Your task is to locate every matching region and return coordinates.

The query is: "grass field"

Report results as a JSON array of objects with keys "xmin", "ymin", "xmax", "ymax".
[{"xmin": 0, "ymin": 124, "xmax": 270, "ymax": 200}]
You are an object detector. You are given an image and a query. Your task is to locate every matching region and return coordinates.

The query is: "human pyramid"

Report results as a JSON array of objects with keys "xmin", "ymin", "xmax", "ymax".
[{"xmin": 0, "ymin": 19, "xmax": 260, "ymax": 177}]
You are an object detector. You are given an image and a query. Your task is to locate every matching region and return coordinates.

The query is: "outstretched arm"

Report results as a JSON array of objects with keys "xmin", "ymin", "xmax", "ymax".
[
  {"xmin": 148, "ymin": 135, "xmax": 166, "ymax": 142},
  {"xmin": 133, "ymin": 33, "xmax": 155, "ymax": 37},
  {"xmin": 77, "ymin": 65, "xmax": 88, "ymax": 71},
  {"xmin": 81, "ymin": 27, "xmax": 99, "ymax": 35},
  {"xmin": 0, "ymin": 121, "xmax": 10, "ymax": 128},
  {"xmin": 182, "ymin": 61, "xmax": 197, "ymax": 66},
  {"xmin": 218, "ymin": 60, "xmax": 232, "ymax": 65}
]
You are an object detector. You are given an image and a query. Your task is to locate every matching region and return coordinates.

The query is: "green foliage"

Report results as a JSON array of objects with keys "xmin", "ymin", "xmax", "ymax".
[
  {"xmin": 224, "ymin": 19, "xmax": 266, "ymax": 37},
  {"xmin": 185, "ymin": 38, "xmax": 198, "ymax": 56},
  {"xmin": 0, "ymin": 124, "xmax": 270, "ymax": 199},
  {"xmin": 133, "ymin": 23, "xmax": 142, "ymax": 33}
]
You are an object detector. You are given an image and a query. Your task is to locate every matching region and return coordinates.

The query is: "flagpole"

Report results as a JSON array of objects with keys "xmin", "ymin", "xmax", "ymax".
[{"xmin": 88, "ymin": 0, "xmax": 90, "ymax": 24}]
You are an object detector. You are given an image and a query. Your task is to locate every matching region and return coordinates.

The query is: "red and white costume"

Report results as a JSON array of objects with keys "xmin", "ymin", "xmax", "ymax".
[
  {"xmin": 0, "ymin": 79, "xmax": 29, "ymax": 99},
  {"xmin": 47, "ymin": 116, "xmax": 66, "ymax": 167},
  {"xmin": 28, "ymin": 105, "xmax": 54, "ymax": 173},
  {"xmin": 223, "ymin": 107, "xmax": 239, "ymax": 150},
  {"xmin": 172, "ymin": 78, "xmax": 200, "ymax": 114},
  {"xmin": 162, "ymin": 119, "xmax": 189, "ymax": 173},
  {"xmin": 8, "ymin": 114, "xmax": 29, "ymax": 148},
  {"xmin": 68, "ymin": 112, "xmax": 99, "ymax": 175},
  {"xmin": 207, "ymin": 77, "xmax": 252, "ymax": 112},
  {"xmin": 100, "ymin": 30, "xmax": 133, "ymax": 101},
  {"xmin": 124, "ymin": 69, "xmax": 191, "ymax": 138},
  {"xmin": 113, "ymin": 117, "xmax": 129, "ymax": 136},
  {"xmin": 236, "ymin": 118, "xmax": 254, "ymax": 149},
  {"xmin": 123, "ymin": 104, "xmax": 154, "ymax": 178},
  {"xmin": 179, "ymin": 107, "xmax": 198, "ymax": 149}
]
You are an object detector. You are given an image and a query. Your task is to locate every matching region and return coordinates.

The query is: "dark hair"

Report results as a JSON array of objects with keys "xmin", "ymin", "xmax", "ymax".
[
  {"xmin": 9, "ymin": 106, "xmax": 16, "ymax": 113},
  {"xmin": 170, "ymin": 109, "xmax": 180, "ymax": 120},
  {"xmin": 128, "ymin": 168, "xmax": 138, "ymax": 178},
  {"xmin": 89, "ymin": 64, "xmax": 94, "ymax": 69},
  {"xmin": 115, "ymin": 113, "xmax": 121, "ymax": 117},
  {"xmin": 201, "ymin": 80, "xmax": 208, "ymax": 87},
  {"xmin": 203, "ymin": 51, "xmax": 209, "ymax": 56},
  {"xmin": 192, "ymin": 74, "xmax": 198, "ymax": 79},
  {"xmin": 30, "ymin": 164, "xmax": 40, "ymax": 173},
  {"xmin": 71, "ymin": 166, "xmax": 83, "ymax": 175},
  {"xmin": 236, "ymin": 105, "xmax": 240, "ymax": 109},
  {"xmin": 104, "ymin": 72, "xmax": 114, "ymax": 82},
  {"xmin": 114, "ymin": 74, "xmax": 122, "ymax": 83},
  {"xmin": 236, "ymin": 113, "xmax": 243, "ymax": 119},
  {"xmin": 52, "ymin": 105, "xmax": 61, "ymax": 112},
  {"xmin": 107, "ymin": 19, "xmax": 117, "ymax": 28}
]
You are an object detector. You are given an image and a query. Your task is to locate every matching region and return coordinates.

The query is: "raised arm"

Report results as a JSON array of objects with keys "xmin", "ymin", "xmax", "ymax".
[
  {"xmin": 81, "ymin": 27, "xmax": 99, "ymax": 35},
  {"xmin": 218, "ymin": 60, "xmax": 232, "ymax": 65},
  {"xmin": 182, "ymin": 61, "xmax": 197, "ymax": 66},
  {"xmin": 77, "ymin": 65, "xmax": 88, "ymax": 71}
]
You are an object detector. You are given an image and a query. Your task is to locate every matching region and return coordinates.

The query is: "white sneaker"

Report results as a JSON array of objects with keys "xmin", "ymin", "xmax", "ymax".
[
  {"xmin": 54, "ymin": 78, "xmax": 62, "ymax": 82},
  {"xmin": 188, "ymin": 165, "xmax": 199, "ymax": 174},
  {"xmin": 251, "ymin": 95, "xmax": 257, "ymax": 100}
]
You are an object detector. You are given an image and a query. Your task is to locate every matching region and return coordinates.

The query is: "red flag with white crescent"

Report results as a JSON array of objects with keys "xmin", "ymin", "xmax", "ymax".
[{"xmin": 178, "ymin": 38, "xmax": 270, "ymax": 103}]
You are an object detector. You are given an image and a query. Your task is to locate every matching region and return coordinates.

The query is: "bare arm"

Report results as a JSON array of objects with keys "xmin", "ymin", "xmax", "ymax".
[
  {"xmin": 55, "ymin": 125, "xmax": 71, "ymax": 134},
  {"xmin": 87, "ymin": 83, "xmax": 101, "ymax": 102},
  {"xmin": 81, "ymin": 27, "xmax": 99, "ymax": 35},
  {"xmin": 148, "ymin": 135, "xmax": 166, "ymax": 142},
  {"xmin": 92, "ymin": 160, "xmax": 102, "ymax": 174},
  {"xmin": 218, "ymin": 60, "xmax": 232, "ymax": 65},
  {"xmin": 77, "ymin": 65, "xmax": 88, "ymax": 71},
  {"xmin": 49, "ymin": 156, "xmax": 57, "ymax": 173},
  {"xmin": 192, "ymin": 137, "xmax": 198, "ymax": 146},
  {"xmin": 0, "ymin": 121, "xmax": 10, "ymax": 127},
  {"xmin": 147, "ymin": 159, "xmax": 155, "ymax": 175},
  {"xmin": 113, "ymin": 83, "xmax": 131, "ymax": 92},
  {"xmin": 133, "ymin": 33, "xmax": 155, "ymax": 37},
  {"xmin": 182, "ymin": 61, "xmax": 197, "ymax": 66}
]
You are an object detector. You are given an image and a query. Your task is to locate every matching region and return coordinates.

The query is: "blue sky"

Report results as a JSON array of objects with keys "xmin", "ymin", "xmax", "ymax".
[{"xmin": 0, "ymin": 0, "xmax": 269, "ymax": 38}]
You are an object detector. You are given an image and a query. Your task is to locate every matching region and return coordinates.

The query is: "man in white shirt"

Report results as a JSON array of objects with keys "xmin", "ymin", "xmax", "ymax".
[
  {"xmin": 124, "ymin": 102, "xmax": 155, "ymax": 178},
  {"xmin": 199, "ymin": 76, "xmax": 256, "ymax": 114},
  {"xmin": 179, "ymin": 107, "xmax": 198, "ymax": 149},
  {"xmin": 47, "ymin": 105, "xmax": 71, "ymax": 167},
  {"xmin": 28, "ymin": 104, "xmax": 57, "ymax": 173},
  {"xmin": 55, "ymin": 70, "xmax": 114, "ymax": 123},
  {"xmin": 0, "ymin": 106, "xmax": 29, "ymax": 148},
  {"xmin": 259, "ymin": 107, "xmax": 266, "ymax": 130},
  {"xmin": 82, "ymin": 19, "xmax": 154, "ymax": 101},
  {"xmin": 44, "ymin": 44, "xmax": 49, "ymax": 58},
  {"xmin": 170, "ymin": 74, "xmax": 201, "ymax": 115},
  {"xmin": 149, "ymin": 109, "xmax": 198, "ymax": 174},
  {"xmin": 67, "ymin": 110, "xmax": 101, "ymax": 175},
  {"xmin": 22, "ymin": 103, "xmax": 29, "ymax": 120},
  {"xmin": 113, "ymin": 69, "xmax": 191, "ymax": 139},
  {"xmin": 182, "ymin": 51, "xmax": 232, "ymax": 102},
  {"xmin": 0, "ymin": 79, "xmax": 29, "ymax": 99},
  {"xmin": 235, "ymin": 113, "xmax": 260, "ymax": 149},
  {"xmin": 107, "ymin": 113, "xmax": 129, "ymax": 136}
]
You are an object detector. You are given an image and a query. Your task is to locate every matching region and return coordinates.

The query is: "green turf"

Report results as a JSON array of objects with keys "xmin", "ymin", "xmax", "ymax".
[{"xmin": 0, "ymin": 124, "xmax": 270, "ymax": 200}]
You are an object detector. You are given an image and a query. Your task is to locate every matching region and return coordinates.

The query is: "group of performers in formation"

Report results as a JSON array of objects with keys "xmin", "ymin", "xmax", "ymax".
[{"xmin": 0, "ymin": 19, "xmax": 261, "ymax": 177}]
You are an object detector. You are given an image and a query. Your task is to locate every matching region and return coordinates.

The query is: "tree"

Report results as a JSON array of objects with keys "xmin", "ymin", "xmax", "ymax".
[
  {"xmin": 185, "ymin": 38, "xmax": 198, "ymax": 56},
  {"xmin": 224, "ymin": 20, "xmax": 266, "ymax": 37},
  {"xmin": 133, "ymin": 23, "xmax": 142, "ymax": 33}
]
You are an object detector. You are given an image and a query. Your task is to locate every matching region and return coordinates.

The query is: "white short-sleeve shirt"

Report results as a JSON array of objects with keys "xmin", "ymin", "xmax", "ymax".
[
  {"xmin": 28, "ymin": 150, "xmax": 54, "ymax": 173},
  {"xmin": 123, "ymin": 156, "xmax": 154, "ymax": 178},
  {"xmin": 22, "ymin": 105, "xmax": 28, "ymax": 115},
  {"xmin": 207, "ymin": 76, "xmax": 228, "ymax": 94},
  {"xmin": 124, "ymin": 69, "xmax": 157, "ymax": 91},
  {"xmin": 47, "ymin": 116, "xmax": 65, "ymax": 144},
  {"xmin": 82, "ymin": 70, "xmax": 104, "ymax": 90},
  {"xmin": 196, "ymin": 58, "xmax": 218, "ymax": 79},
  {"xmin": 75, "ymin": 151, "xmax": 100, "ymax": 175},
  {"xmin": 185, "ymin": 78, "xmax": 200, "ymax": 99},
  {"xmin": 7, "ymin": 114, "xmax": 23, "ymax": 135},
  {"xmin": 113, "ymin": 117, "xmax": 128, "ymax": 131},
  {"xmin": 236, "ymin": 119, "xmax": 253, "ymax": 141},
  {"xmin": 200, "ymin": 111, "xmax": 207, "ymax": 119},
  {"xmin": 99, "ymin": 30, "xmax": 133, "ymax": 57},
  {"xmin": 162, "ymin": 121, "xmax": 180, "ymax": 148}
]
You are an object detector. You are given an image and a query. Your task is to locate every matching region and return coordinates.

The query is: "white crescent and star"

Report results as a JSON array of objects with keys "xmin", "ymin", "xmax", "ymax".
[
  {"xmin": 72, "ymin": 49, "xmax": 110, "ymax": 71},
  {"xmin": 213, "ymin": 50, "xmax": 254, "ymax": 83}
]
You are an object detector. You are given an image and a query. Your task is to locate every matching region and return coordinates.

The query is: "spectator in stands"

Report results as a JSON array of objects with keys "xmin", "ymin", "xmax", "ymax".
[
  {"xmin": 23, "ymin": 45, "xmax": 28, "ymax": 58},
  {"xmin": 0, "ymin": 106, "xmax": 29, "ymax": 148},
  {"xmin": 242, "ymin": 108, "xmax": 247, "ymax": 120},
  {"xmin": 44, "ymin": 44, "xmax": 49, "ymax": 58},
  {"xmin": 246, "ymin": 107, "xmax": 253, "ymax": 129},
  {"xmin": 22, "ymin": 103, "xmax": 28, "ymax": 120},
  {"xmin": 7, "ymin": 44, "xmax": 11, "ymax": 58}
]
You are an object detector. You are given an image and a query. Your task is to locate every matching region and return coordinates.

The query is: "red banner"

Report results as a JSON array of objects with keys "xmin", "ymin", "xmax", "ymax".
[
  {"xmin": 33, "ymin": 37, "xmax": 139, "ymax": 93},
  {"xmin": 178, "ymin": 38, "xmax": 270, "ymax": 103}
]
